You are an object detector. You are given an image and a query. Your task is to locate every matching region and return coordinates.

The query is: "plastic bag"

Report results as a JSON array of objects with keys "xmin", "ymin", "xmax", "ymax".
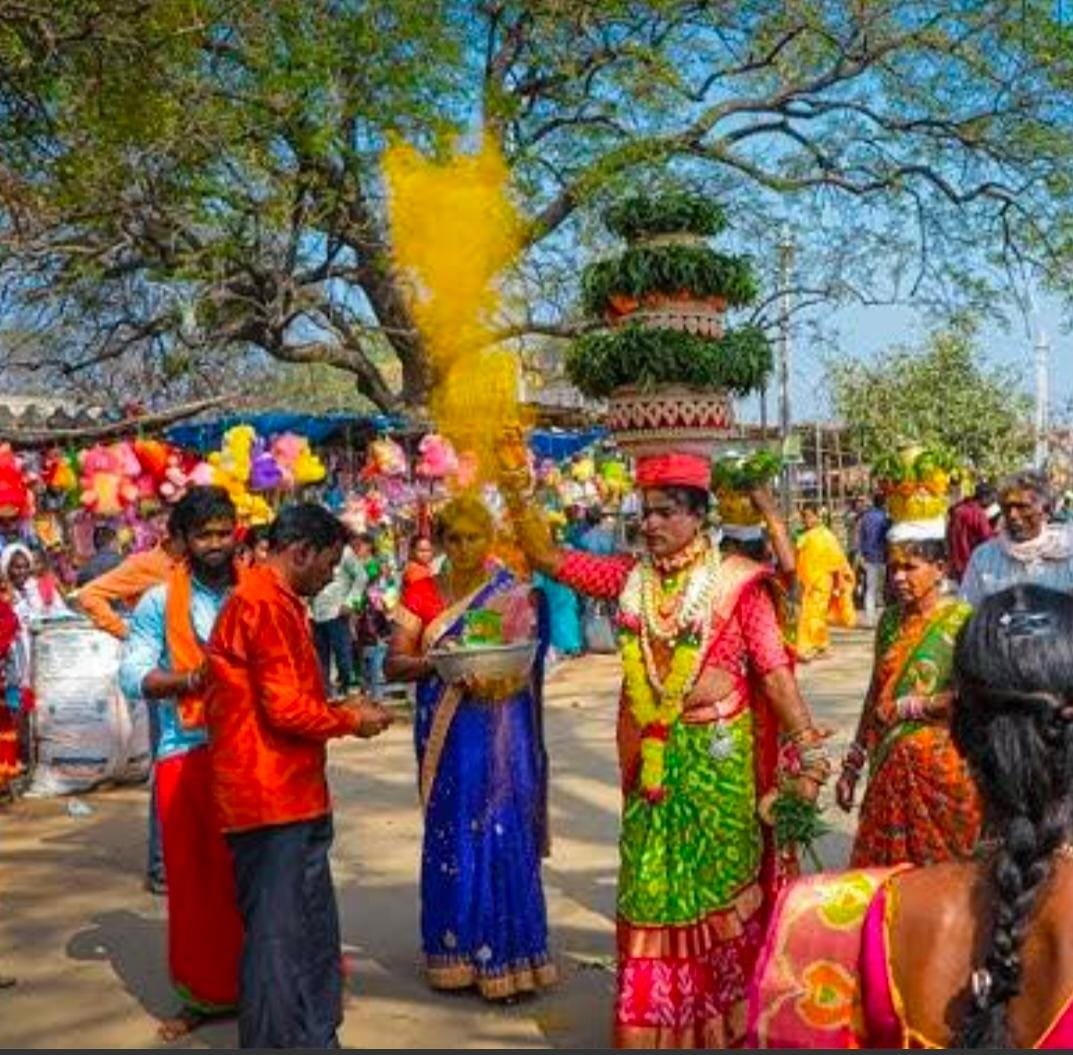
[{"xmin": 26, "ymin": 620, "xmax": 150, "ymax": 797}]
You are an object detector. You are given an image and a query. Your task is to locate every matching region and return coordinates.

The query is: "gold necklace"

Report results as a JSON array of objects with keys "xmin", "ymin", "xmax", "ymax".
[
  {"xmin": 639, "ymin": 542, "xmax": 720, "ymax": 645},
  {"xmin": 651, "ymin": 535, "xmax": 707, "ymax": 576}
]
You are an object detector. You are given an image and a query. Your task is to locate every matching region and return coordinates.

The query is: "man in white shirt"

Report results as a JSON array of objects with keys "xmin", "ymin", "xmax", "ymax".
[{"xmin": 309, "ymin": 531, "xmax": 371, "ymax": 695}]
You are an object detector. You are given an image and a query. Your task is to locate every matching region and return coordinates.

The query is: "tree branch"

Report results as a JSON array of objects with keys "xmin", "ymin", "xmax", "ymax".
[{"xmin": 0, "ymin": 393, "xmax": 237, "ymax": 446}]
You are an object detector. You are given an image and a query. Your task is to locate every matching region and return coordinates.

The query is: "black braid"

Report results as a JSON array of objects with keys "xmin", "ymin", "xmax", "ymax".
[
  {"xmin": 950, "ymin": 586, "xmax": 1073, "ymax": 1048},
  {"xmin": 958, "ymin": 811, "xmax": 1066, "ymax": 1046}
]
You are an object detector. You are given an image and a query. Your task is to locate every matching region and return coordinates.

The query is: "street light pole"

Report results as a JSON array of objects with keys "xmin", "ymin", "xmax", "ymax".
[
  {"xmin": 1035, "ymin": 328, "xmax": 1050, "ymax": 470},
  {"xmin": 1028, "ymin": 287, "xmax": 1050, "ymax": 472},
  {"xmin": 777, "ymin": 224, "xmax": 794, "ymax": 517}
]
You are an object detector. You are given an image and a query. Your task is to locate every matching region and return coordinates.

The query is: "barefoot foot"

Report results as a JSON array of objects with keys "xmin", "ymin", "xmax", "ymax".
[{"xmin": 157, "ymin": 1007, "xmax": 207, "ymax": 1042}]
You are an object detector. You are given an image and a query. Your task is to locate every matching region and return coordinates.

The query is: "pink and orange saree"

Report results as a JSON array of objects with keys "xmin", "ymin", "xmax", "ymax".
[{"xmin": 749, "ymin": 868, "xmax": 1073, "ymax": 1049}]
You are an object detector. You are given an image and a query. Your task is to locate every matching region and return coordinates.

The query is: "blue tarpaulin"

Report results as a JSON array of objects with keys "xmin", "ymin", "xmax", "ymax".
[
  {"xmin": 166, "ymin": 413, "xmax": 607, "ymax": 464},
  {"xmin": 166, "ymin": 412, "xmax": 407, "ymax": 452},
  {"xmin": 528, "ymin": 427, "xmax": 607, "ymax": 461}
]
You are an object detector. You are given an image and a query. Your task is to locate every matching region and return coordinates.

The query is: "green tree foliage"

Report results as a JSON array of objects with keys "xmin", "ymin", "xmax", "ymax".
[
  {"xmin": 2, "ymin": 2, "xmax": 1073, "ymax": 410},
  {"xmin": 826, "ymin": 326, "xmax": 1034, "ymax": 478}
]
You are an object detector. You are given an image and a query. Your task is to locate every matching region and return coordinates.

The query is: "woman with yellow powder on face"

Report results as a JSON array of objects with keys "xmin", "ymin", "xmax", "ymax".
[
  {"xmin": 795, "ymin": 505, "xmax": 856, "ymax": 660},
  {"xmin": 385, "ymin": 495, "xmax": 555, "ymax": 1000}
]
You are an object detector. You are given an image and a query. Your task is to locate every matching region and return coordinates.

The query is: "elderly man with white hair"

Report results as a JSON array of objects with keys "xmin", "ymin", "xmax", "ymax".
[{"xmin": 960, "ymin": 470, "xmax": 1073, "ymax": 605}]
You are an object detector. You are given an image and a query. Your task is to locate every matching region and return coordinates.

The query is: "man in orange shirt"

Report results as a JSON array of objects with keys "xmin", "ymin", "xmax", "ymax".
[
  {"xmin": 73, "ymin": 507, "xmax": 183, "ymax": 896},
  {"xmin": 206, "ymin": 503, "xmax": 393, "ymax": 1049},
  {"xmin": 72, "ymin": 515, "xmax": 182, "ymax": 640}
]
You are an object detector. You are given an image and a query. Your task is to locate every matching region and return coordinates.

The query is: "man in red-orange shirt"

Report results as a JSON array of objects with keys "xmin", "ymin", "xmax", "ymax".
[
  {"xmin": 205, "ymin": 504, "xmax": 392, "ymax": 1049},
  {"xmin": 947, "ymin": 482, "xmax": 996, "ymax": 582}
]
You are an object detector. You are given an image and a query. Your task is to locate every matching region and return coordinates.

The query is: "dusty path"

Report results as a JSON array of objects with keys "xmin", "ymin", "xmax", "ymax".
[{"xmin": 0, "ymin": 629, "xmax": 871, "ymax": 1048}]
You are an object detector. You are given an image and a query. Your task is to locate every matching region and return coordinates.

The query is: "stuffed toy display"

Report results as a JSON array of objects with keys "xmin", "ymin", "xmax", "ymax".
[
  {"xmin": 362, "ymin": 437, "xmax": 408, "ymax": 480},
  {"xmin": 416, "ymin": 433, "xmax": 459, "ymax": 480},
  {"xmin": 78, "ymin": 444, "xmax": 139, "ymax": 517}
]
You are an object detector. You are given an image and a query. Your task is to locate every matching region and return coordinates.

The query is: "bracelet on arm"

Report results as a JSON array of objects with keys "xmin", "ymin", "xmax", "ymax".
[
  {"xmin": 841, "ymin": 740, "xmax": 867, "ymax": 774},
  {"xmin": 895, "ymin": 696, "xmax": 929, "ymax": 722},
  {"xmin": 778, "ymin": 727, "xmax": 832, "ymax": 786},
  {"xmin": 785, "ymin": 725, "xmax": 826, "ymax": 747}
]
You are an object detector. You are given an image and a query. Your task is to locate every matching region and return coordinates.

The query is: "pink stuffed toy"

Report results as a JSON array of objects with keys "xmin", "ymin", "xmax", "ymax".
[
  {"xmin": 79, "ymin": 444, "xmax": 125, "ymax": 517},
  {"xmin": 160, "ymin": 449, "xmax": 189, "ymax": 502},
  {"xmin": 188, "ymin": 461, "xmax": 216, "ymax": 487},
  {"xmin": 416, "ymin": 433, "xmax": 459, "ymax": 480},
  {"xmin": 270, "ymin": 433, "xmax": 304, "ymax": 489},
  {"xmin": 111, "ymin": 441, "xmax": 142, "ymax": 508}
]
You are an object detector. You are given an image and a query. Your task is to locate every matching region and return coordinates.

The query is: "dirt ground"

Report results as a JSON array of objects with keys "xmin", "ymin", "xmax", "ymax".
[{"xmin": 0, "ymin": 629, "xmax": 871, "ymax": 1049}]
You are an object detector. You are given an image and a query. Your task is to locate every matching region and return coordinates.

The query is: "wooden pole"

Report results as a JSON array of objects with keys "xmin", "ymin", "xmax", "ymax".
[
  {"xmin": 835, "ymin": 425, "xmax": 846, "ymax": 508},
  {"xmin": 815, "ymin": 421, "xmax": 824, "ymax": 511}
]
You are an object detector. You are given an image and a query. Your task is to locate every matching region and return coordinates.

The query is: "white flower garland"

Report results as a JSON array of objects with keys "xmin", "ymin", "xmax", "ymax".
[{"xmin": 620, "ymin": 545, "xmax": 722, "ymax": 694}]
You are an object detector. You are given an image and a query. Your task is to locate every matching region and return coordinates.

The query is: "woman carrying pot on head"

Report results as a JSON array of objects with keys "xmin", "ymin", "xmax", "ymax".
[
  {"xmin": 500, "ymin": 433, "xmax": 829, "ymax": 1049},
  {"xmin": 837, "ymin": 530, "xmax": 980, "ymax": 868}
]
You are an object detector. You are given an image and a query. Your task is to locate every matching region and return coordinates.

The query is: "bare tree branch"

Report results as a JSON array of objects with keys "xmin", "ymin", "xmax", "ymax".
[{"xmin": 0, "ymin": 393, "xmax": 237, "ymax": 446}]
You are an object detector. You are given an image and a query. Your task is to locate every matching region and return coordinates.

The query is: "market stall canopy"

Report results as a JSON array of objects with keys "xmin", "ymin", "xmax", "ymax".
[
  {"xmin": 166, "ymin": 411, "xmax": 409, "ymax": 452},
  {"xmin": 528, "ymin": 427, "xmax": 607, "ymax": 461}
]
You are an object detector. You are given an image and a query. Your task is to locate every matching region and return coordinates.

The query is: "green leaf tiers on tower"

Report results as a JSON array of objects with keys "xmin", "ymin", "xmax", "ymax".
[{"xmin": 565, "ymin": 192, "xmax": 773, "ymax": 456}]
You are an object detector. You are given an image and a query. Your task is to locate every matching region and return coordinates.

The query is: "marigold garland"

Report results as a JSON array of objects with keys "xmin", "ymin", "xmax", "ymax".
[
  {"xmin": 618, "ymin": 544, "xmax": 721, "ymax": 803},
  {"xmin": 621, "ymin": 630, "xmax": 702, "ymax": 801}
]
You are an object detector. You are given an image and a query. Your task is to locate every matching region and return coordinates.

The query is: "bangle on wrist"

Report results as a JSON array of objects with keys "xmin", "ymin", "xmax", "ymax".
[
  {"xmin": 896, "ymin": 696, "xmax": 928, "ymax": 721},
  {"xmin": 842, "ymin": 741, "xmax": 866, "ymax": 773},
  {"xmin": 785, "ymin": 725, "xmax": 822, "ymax": 746}
]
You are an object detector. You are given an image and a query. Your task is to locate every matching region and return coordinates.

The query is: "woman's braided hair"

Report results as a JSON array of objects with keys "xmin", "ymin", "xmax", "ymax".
[{"xmin": 951, "ymin": 584, "xmax": 1073, "ymax": 1047}]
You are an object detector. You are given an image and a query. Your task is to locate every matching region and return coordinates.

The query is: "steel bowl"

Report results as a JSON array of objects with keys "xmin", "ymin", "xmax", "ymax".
[{"xmin": 427, "ymin": 640, "xmax": 538, "ymax": 696}]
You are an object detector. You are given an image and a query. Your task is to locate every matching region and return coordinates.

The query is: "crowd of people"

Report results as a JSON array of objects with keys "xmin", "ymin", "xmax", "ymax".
[{"xmin": 5, "ymin": 439, "xmax": 1073, "ymax": 1048}]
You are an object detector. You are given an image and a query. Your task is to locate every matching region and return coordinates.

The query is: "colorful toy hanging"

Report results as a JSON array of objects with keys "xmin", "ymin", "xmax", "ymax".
[
  {"xmin": 0, "ymin": 446, "xmax": 30, "ymax": 519},
  {"xmin": 362, "ymin": 437, "xmax": 408, "ymax": 480},
  {"xmin": 416, "ymin": 433, "xmax": 459, "ymax": 480},
  {"xmin": 78, "ymin": 443, "xmax": 139, "ymax": 517}
]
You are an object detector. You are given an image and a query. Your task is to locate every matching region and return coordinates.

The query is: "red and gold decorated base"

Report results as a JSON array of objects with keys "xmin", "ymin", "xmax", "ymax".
[
  {"xmin": 613, "ymin": 883, "xmax": 767, "ymax": 1050},
  {"xmin": 606, "ymin": 292, "xmax": 728, "ymax": 338},
  {"xmin": 608, "ymin": 385, "xmax": 734, "ymax": 459}
]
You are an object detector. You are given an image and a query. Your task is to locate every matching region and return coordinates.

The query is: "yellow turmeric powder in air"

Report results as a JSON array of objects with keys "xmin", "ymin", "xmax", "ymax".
[{"xmin": 383, "ymin": 138, "xmax": 524, "ymax": 480}]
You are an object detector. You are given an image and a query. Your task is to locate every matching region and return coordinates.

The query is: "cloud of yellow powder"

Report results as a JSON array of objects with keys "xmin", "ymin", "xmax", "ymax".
[{"xmin": 383, "ymin": 139, "xmax": 524, "ymax": 481}]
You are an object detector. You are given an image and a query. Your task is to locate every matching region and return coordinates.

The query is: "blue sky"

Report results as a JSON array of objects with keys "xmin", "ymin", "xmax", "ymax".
[{"xmin": 738, "ymin": 289, "xmax": 1071, "ymax": 425}]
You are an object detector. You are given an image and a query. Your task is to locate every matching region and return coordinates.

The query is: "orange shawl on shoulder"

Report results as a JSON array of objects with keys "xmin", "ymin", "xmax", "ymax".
[{"xmin": 165, "ymin": 563, "xmax": 247, "ymax": 730}]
